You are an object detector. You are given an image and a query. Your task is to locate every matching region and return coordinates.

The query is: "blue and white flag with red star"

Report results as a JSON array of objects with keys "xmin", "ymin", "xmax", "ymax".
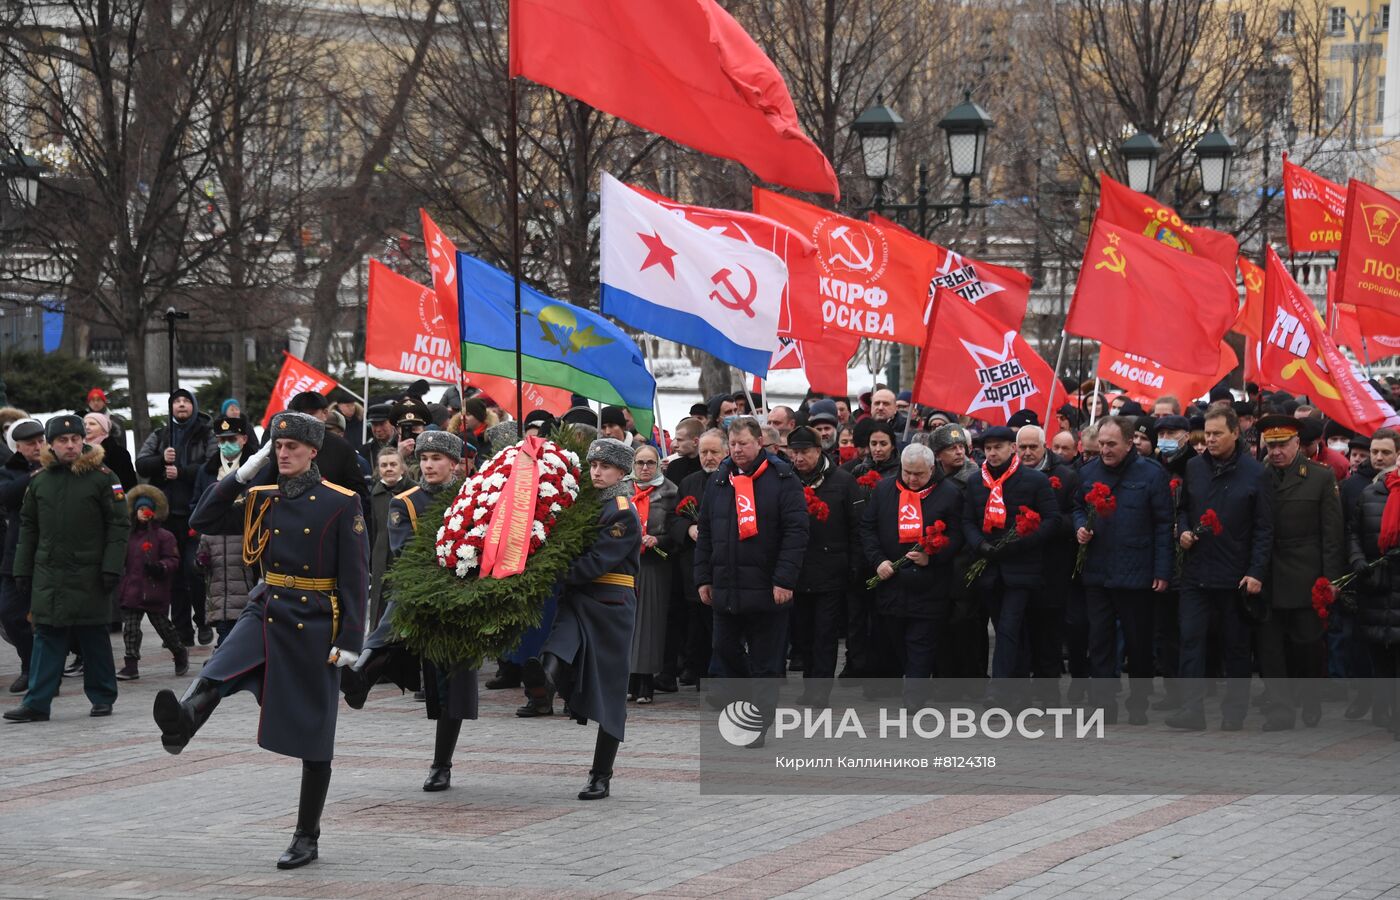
[{"xmin": 600, "ymin": 172, "xmax": 786, "ymax": 375}]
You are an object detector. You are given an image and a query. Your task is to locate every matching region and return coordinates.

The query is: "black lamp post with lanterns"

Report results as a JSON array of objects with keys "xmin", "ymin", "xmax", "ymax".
[{"xmin": 1193, "ymin": 124, "xmax": 1236, "ymax": 228}]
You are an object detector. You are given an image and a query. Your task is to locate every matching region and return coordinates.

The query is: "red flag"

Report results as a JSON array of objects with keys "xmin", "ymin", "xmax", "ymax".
[
  {"xmin": 1097, "ymin": 173, "xmax": 1238, "ymax": 275},
  {"xmin": 1235, "ymin": 256, "xmax": 1265, "ymax": 341},
  {"xmin": 1328, "ymin": 268, "xmax": 1400, "ymax": 362},
  {"xmin": 1335, "ymin": 178, "xmax": 1400, "ymax": 313},
  {"xmin": 628, "ymin": 184, "xmax": 823, "ymax": 342},
  {"xmin": 869, "ymin": 213, "xmax": 1029, "ymax": 331},
  {"xmin": 765, "ymin": 333, "xmax": 859, "ymax": 397},
  {"xmin": 1067, "ymin": 216, "xmax": 1239, "ymax": 375},
  {"xmin": 263, "ymin": 353, "xmax": 337, "ymax": 430},
  {"xmin": 421, "ymin": 209, "xmax": 462, "ymax": 334},
  {"xmin": 753, "ymin": 188, "xmax": 939, "ymax": 344},
  {"xmin": 1282, "ymin": 156, "xmax": 1346, "ymax": 252},
  {"xmin": 912, "ymin": 288, "xmax": 1057, "ymax": 426},
  {"xmin": 509, "ymin": 0, "xmax": 838, "ymax": 198},
  {"xmin": 1097, "ymin": 342, "xmax": 1237, "ymax": 406},
  {"xmin": 367, "ymin": 259, "xmax": 574, "ymax": 415},
  {"xmin": 1261, "ymin": 247, "xmax": 1400, "ymax": 433}
]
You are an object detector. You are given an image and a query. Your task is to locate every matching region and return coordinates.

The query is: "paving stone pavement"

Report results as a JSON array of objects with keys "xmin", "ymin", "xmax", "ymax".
[{"xmin": 2, "ymin": 629, "xmax": 1399, "ymax": 899}]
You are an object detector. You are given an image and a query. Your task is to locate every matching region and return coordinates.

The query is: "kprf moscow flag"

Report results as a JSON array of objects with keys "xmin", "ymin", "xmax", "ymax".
[{"xmin": 600, "ymin": 172, "xmax": 786, "ymax": 376}]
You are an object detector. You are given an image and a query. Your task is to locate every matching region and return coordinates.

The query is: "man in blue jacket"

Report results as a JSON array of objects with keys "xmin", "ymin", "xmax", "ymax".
[
  {"xmin": 1167, "ymin": 406, "xmax": 1274, "ymax": 731},
  {"xmin": 695, "ymin": 417, "xmax": 809, "ymax": 735},
  {"xmin": 1072, "ymin": 416, "xmax": 1174, "ymax": 725}
]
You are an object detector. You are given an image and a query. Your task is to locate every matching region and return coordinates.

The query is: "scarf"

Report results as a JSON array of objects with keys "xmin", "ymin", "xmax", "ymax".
[
  {"xmin": 798, "ymin": 454, "xmax": 830, "ymax": 490},
  {"xmin": 595, "ymin": 479, "xmax": 634, "ymax": 502},
  {"xmin": 633, "ymin": 484, "xmax": 655, "ymax": 532},
  {"xmin": 278, "ymin": 463, "xmax": 322, "ymax": 499},
  {"xmin": 1381, "ymin": 470, "xmax": 1400, "ymax": 553},
  {"xmin": 980, "ymin": 454, "xmax": 1021, "ymax": 532},
  {"xmin": 732, "ymin": 458, "xmax": 769, "ymax": 541},
  {"xmin": 421, "ymin": 477, "xmax": 460, "ymax": 499},
  {"xmin": 897, "ymin": 479, "xmax": 934, "ymax": 543}
]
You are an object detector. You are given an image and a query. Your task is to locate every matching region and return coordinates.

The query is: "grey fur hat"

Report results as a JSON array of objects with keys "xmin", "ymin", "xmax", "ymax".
[
  {"xmin": 587, "ymin": 437, "xmax": 634, "ymax": 472},
  {"xmin": 268, "ymin": 411, "xmax": 325, "ymax": 449},
  {"xmin": 484, "ymin": 421, "xmax": 520, "ymax": 453},
  {"xmin": 930, "ymin": 422, "xmax": 971, "ymax": 455},
  {"xmin": 416, "ymin": 430, "xmax": 464, "ymax": 462}
]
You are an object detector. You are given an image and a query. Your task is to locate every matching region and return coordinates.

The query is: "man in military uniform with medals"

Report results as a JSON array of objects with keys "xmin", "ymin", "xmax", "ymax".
[
  {"xmin": 151, "ymin": 412, "xmax": 368, "ymax": 870},
  {"xmin": 344, "ymin": 430, "xmax": 478, "ymax": 792}
]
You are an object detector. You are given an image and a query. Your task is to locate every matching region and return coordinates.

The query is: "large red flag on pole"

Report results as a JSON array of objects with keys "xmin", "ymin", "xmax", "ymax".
[
  {"xmin": 911, "ymin": 288, "xmax": 1057, "ymax": 427},
  {"xmin": 509, "ymin": 0, "xmax": 838, "ymax": 198},
  {"xmin": 1066, "ymin": 216, "xmax": 1239, "ymax": 375},
  {"xmin": 263, "ymin": 352, "xmax": 337, "ymax": 430},
  {"xmin": 1097, "ymin": 342, "xmax": 1237, "ymax": 406},
  {"xmin": 1335, "ymin": 178, "xmax": 1400, "ymax": 313},
  {"xmin": 1261, "ymin": 247, "xmax": 1400, "ymax": 433},
  {"xmin": 1096, "ymin": 173, "xmax": 1238, "ymax": 275},
  {"xmin": 1282, "ymin": 155, "xmax": 1346, "ymax": 253}
]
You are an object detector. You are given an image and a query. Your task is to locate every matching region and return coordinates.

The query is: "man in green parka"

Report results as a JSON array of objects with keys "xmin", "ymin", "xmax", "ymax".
[{"xmin": 4, "ymin": 415, "xmax": 128, "ymax": 722}]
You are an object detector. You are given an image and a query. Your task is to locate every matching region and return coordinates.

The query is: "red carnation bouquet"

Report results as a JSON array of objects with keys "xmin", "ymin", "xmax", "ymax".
[
  {"xmin": 1311, "ymin": 552, "xmax": 1397, "ymax": 622},
  {"xmin": 1176, "ymin": 508, "xmax": 1224, "ymax": 575},
  {"xmin": 965, "ymin": 506, "xmax": 1041, "ymax": 586},
  {"xmin": 675, "ymin": 495, "xmax": 699, "ymax": 522},
  {"xmin": 1049, "ymin": 475, "xmax": 1062, "ymax": 491},
  {"xmin": 1074, "ymin": 483, "xmax": 1116, "ymax": 576},
  {"xmin": 803, "ymin": 486, "xmax": 830, "ymax": 522},
  {"xmin": 856, "ymin": 470, "xmax": 883, "ymax": 490},
  {"xmin": 866, "ymin": 521, "xmax": 949, "ymax": 589}
]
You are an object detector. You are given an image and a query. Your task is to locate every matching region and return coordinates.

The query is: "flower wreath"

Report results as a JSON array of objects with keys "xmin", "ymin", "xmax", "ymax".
[
  {"xmin": 434, "ymin": 440, "xmax": 581, "ymax": 578},
  {"xmin": 388, "ymin": 430, "xmax": 602, "ymax": 668}
]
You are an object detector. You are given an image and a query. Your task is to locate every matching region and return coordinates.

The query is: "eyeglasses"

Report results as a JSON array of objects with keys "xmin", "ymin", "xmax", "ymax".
[{"xmin": 635, "ymin": 460, "xmax": 658, "ymax": 468}]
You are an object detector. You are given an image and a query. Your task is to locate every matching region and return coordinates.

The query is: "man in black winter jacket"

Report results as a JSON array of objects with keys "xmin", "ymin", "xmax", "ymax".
[
  {"xmin": 695, "ymin": 417, "xmax": 809, "ymax": 730},
  {"xmin": 962, "ymin": 426, "xmax": 1058, "ymax": 700},
  {"xmin": 788, "ymin": 426, "xmax": 860, "ymax": 706},
  {"xmin": 1168, "ymin": 407, "xmax": 1274, "ymax": 731},
  {"xmin": 135, "ymin": 389, "xmax": 217, "ymax": 645}
]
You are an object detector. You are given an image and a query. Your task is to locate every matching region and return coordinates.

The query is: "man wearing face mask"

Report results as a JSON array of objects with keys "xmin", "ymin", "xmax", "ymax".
[
  {"xmin": 1300, "ymin": 416, "xmax": 1350, "ymax": 483},
  {"xmin": 195, "ymin": 416, "xmax": 255, "ymax": 501}
]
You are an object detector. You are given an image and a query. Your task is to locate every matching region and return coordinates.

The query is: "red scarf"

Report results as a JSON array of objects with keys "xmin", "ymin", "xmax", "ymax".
[
  {"xmin": 732, "ymin": 459, "xmax": 769, "ymax": 540},
  {"xmin": 1381, "ymin": 471, "xmax": 1400, "ymax": 553},
  {"xmin": 897, "ymin": 481, "xmax": 934, "ymax": 543},
  {"xmin": 633, "ymin": 484, "xmax": 654, "ymax": 532},
  {"xmin": 981, "ymin": 454, "xmax": 1021, "ymax": 533}
]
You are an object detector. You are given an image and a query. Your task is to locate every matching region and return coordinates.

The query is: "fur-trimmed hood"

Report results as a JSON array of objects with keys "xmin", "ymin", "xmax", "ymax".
[
  {"xmin": 126, "ymin": 483, "xmax": 170, "ymax": 521},
  {"xmin": 41, "ymin": 442, "xmax": 106, "ymax": 475}
]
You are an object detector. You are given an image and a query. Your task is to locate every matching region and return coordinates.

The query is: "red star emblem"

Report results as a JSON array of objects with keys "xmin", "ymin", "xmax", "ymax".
[{"xmin": 637, "ymin": 230, "xmax": 678, "ymax": 279}]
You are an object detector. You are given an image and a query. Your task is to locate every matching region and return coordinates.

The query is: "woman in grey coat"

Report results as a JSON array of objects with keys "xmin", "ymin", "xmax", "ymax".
[{"xmin": 628, "ymin": 444, "xmax": 676, "ymax": 704}]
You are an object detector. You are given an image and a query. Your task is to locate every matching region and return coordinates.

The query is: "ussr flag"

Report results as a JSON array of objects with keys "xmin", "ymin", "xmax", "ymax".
[
  {"xmin": 1097, "ymin": 342, "xmax": 1237, "ymax": 406},
  {"xmin": 1262, "ymin": 246, "xmax": 1400, "ymax": 433},
  {"xmin": 1097, "ymin": 173, "xmax": 1238, "ymax": 275},
  {"xmin": 765, "ymin": 333, "xmax": 859, "ymax": 397},
  {"xmin": 1336, "ymin": 178, "xmax": 1400, "ymax": 313},
  {"xmin": 1234, "ymin": 255, "xmax": 1265, "ymax": 340},
  {"xmin": 912, "ymin": 288, "xmax": 1056, "ymax": 426},
  {"xmin": 754, "ymin": 188, "xmax": 940, "ymax": 345},
  {"xmin": 628, "ymin": 184, "xmax": 823, "ymax": 342},
  {"xmin": 263, "ymin": 352, "xmax": 337, "ymax": 430},
  {"xmin": 869, "ymin": 213, "xmax": 1029, "ymax": 331},
  {"xmin": 1067, "ymin": 215, "xmax": 1240, "ymax": 375},
  {"xmin": 509, "ymin": 0, "xmax": 837, "ymax": 198},
  {"xmin": 1282, "ymin": 156, "xmax": 1346, "ymax": 252}
]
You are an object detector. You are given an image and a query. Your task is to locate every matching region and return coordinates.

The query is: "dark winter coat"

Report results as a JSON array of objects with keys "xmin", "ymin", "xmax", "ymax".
[
  {"xmin": 668, "ymin": 468, "xmax": 712, "ymax": 603},
  {"xmin": 1346, "ymin": 475, "xmax": 1400, "ymax": 646},
  {"xmin": 1036, "ymin": 457, "xmax": 1081, "ymax": 605},
  {"xmin": 795, "ymin": 458, "xmax": 861, "ymax": 593},
  {"xmin": 1267, "ymin": 456, "xmax": 1345, "ymax": 610},
  {"xmin": 694, "ymin": 452, "xmax": 809, "ymax": 615},
  {"xmin": 135, "ymin": 403, "xmax": 217, "ymax": 517},
  {"xmin": 119, "ymin": 521, "xmax": 180, "ymax": 613},
  {"xmin": 961, "ymin": 459, "xmax": 1058, "ymax": 589},
  {"xmin": 1176, "ymin": 443, "xmax": 1274, "ymax": 589},
  {"xmin": 1072, "ymin": 449, "xmax": 1175, "ymax": 590},
  {"xmin": 198, "ymin": 531, "xmax": 253, "ymax": 624},
  {"xmin": 861, "ymin": 474, "xmax": 963, "ymax": 617},
  {"xmin": 101, "ymin": 435, "xmax": 137, "ymax": 491},
  {"xmin": 369, "ymin": 476, "xmax": 414, "ymax": 625},
  {"xmin": 0, "ymin": 448, "xmax": 40, "ymax": 575},
  {"xmin": 14, "ymin": 444, "xmax": 129, "ymax": 627},
  {"xmin": 1341, "ymin": 463, "xmax": 1376, "ymax": 543}
]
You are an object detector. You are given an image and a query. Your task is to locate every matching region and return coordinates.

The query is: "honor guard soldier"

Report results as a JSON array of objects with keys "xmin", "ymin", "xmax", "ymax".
[
  {"xmin": 345, "ymin": 430, "xmax": 478, "ymax": 792},
  {"xmin": 151, "ymin": 412, "xmax": 368, "ymax": 870},
  {"xmin": 523, "ymin": 437, "xmax": 640, "ymax": 801}
]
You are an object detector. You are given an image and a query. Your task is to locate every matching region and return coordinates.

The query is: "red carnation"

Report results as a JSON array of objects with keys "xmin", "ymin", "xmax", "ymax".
[
  {"xmin": 1199, "ymin": 509, "xmax": 1223, "ymax": 536},
  {"xmin": 920, "ymin": 521, "xmax": 950, "ymax": 555},
  {"xmin": 857, "ymin": 470, "xmax": 882, "ymax": 489},
  {"xmin": 1015, "ymin": 506, "xmax": 1042, "ymax": 538},
  {"xmin": 141, "ymin": 541, "xmax": 153, "ymax": 554},
  {"xmin": 1169, "ymin": 477, "xmax": 1182, "ymax": 494},
  {"xmin": 1049, "ymin": 476, "xmax": 1062, "ymax": 491},
  {"xmin": 1075, "ymin": 483, "xmax": 1116, "ymax": 576},
  {"xmin": 675, "ymin": 496, "xmax": 699, "ymax": 522},
  {"xmin": 803, "ymin": 486, "xmax": 830, "ymax": 522},
  {"xmin": 1311, "ymin": 577, "xmax": 1336, "ymax": 624},
  {"xmin": 188, "ymin": 528, "xmax": 197, "ymax": 538}
]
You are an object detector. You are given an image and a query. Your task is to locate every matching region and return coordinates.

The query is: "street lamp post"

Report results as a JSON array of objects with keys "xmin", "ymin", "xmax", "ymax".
[
  {"xmin": 1118, "ymin": 130, "xmax": 1162, "ymax": 195},
  {"xmin": 0, "ymin": 152, "xmax": 42, "ymax": 233},
  {"xmin": 165, "ymin": 307, "xmax": 190, "ymax": 392},
  {"xmin": 1193, "ymin": 124, "xmax": 1237, "ymax": 229}
]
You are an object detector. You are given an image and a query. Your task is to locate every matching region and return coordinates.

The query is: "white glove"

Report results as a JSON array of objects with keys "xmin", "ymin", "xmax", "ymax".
[
  {"xmin": 328, "ymin": 647, "xmax": 360, "ymax": 668},
  {"xmin": 236, "ymin": 440, "xmax": 274, "ymax": 484},
  {"xmin": 350, "ymin": 647, "xmax": 374, "ymax": 671}
]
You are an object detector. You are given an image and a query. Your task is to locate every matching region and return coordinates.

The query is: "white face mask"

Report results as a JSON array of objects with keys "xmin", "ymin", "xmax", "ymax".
[{"xmin": 1328, "ymin": 440, "xmax": 1349, "ymax": 454}]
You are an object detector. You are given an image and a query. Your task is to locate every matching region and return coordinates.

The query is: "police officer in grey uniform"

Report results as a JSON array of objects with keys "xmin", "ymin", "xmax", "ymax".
[{"xmin": 152, "ymin": 412, "xmax": 368, "ymax": 870}]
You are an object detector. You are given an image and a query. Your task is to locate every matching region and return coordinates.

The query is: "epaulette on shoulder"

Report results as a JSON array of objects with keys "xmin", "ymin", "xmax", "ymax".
[
  {"xmin": 615, "ymin": 496, "xmax": 631, "ymax": 510},
  {"xmin": 248, "ymin": 484, "xmax": 277, "ymax": 493},
  {"xmin": 320, "ymin": 480, "xmax": 356, "ymax": 498},
  {"xmin": 394, "ymin": 485, "xmax": 421, "ymax": 502}
]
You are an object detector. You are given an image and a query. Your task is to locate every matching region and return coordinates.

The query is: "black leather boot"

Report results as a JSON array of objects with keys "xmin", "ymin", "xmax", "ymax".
[
  {"xmin": 423, "ymin": 718, "xmax": 462, "ymax": 792},
  {"xmin": 153, "ymin": 678, "xmax": 222, "ymax": 754},
  {"xmin": 277, "ymin": 762, "xmax": 331, "ymax": 869},
  {"xmin": 485, "ymin": 659, "xmax": 522, "ymax": 690},
  {"xmin": 524, "ymin": 652, "xmax": 573, "ymax": 705},
  {"xmin": 578, "ymin": 728, "xmax": 619, "ymax": 800}
]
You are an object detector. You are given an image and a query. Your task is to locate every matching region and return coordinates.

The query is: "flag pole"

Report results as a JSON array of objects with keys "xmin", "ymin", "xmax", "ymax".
[
  {"xmin": 507, "ymin": 73, "xmax": 525, "ymax": 429},
  {"xmin": 1088, "ymin": 378, "xmax": 1101, "ymax": 428},
  {"xmin": 1045, "ymin": 329, "xmax": 1069, "ymax": 424},
  {"xmin": 740, "ymin": 371, "xmax": 759, "ymax": 417},
  {"xmin": 1361, "ymin": 334, "xmax": 1375, "ymax": 379},
  {"xmin": 362, "ymin": 363, "xmax": 370, "ymax": 445}
]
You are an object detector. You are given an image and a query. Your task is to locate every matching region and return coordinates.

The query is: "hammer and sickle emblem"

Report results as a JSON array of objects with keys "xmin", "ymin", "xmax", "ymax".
[
  {"xmin": 1245, "ymin": 272, "xmax": 1262, "ymax": 294},
  {"xmin": 709, "ymin": 266, "xmax": 758, "ymax": 318},
  {"xmin": 736, "ymin": 494, "xmax": 755, "ymax": 515},
  {"xmin": 1279, "ymin": 358, "xmax": 1341, "ymax": 400},
  {"xmin": 899, "ymin": 504, "xmax": 920, "ymax": 522},
  {"xmin": 827, "ymin": 225, "xmax": 875, "ymax": 271},
  {"xmin": 1095, "ymin": 245, "xmax": 1127, "ymax": 278}
]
